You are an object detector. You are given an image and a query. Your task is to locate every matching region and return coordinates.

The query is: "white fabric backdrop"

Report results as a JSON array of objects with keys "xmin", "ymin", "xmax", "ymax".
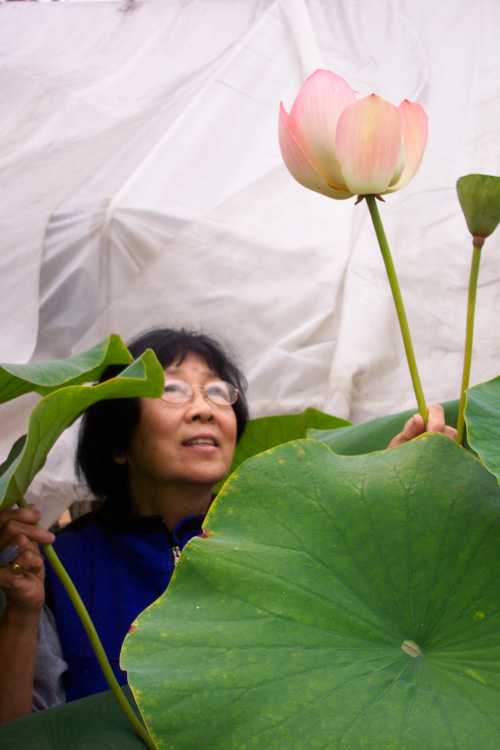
[{"xmin": 1, "ymin": 0, "xmax": 499, "ymax": 524}]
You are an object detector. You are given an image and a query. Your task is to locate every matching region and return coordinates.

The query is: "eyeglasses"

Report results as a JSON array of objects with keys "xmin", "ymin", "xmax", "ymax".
[{"xmin": 161, "ymin": 379, "xmax": 239, "ymax": 407}]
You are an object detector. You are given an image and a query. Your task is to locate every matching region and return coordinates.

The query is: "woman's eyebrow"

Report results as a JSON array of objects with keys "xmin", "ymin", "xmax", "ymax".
[{"xmin": 164, "ymin": 366, "xmax": 218, "ymax": 378}]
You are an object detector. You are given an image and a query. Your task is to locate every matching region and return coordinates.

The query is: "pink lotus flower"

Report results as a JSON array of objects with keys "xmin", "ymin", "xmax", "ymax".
[{"xmin": 279, "ymin": 70, "xmax": 428, "ymax": 199}]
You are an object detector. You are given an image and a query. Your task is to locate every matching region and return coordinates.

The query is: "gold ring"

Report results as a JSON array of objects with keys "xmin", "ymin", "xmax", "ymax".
[{"xmin": 11, "ymin": 562, "xmax": 24, "ymax": 576}]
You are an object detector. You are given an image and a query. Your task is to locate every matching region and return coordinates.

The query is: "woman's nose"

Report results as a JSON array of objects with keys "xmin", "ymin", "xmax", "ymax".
[{"xmin": 186, "ymin": 387, "xmax": 214, "ymax": 419}]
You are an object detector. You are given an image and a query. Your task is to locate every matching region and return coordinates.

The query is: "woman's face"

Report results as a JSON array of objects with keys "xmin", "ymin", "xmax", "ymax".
[{"xmin": 118, "ymin": 353, "xmax": 238, "ymax": 497}]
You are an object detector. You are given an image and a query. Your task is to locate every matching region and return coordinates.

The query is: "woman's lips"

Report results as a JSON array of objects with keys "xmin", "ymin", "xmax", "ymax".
[{"xmin": 182, "ymin": 435, "xmax": 218, "ymax": 448}]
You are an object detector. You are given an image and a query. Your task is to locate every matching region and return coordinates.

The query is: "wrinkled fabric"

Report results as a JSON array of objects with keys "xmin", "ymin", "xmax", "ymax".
[
  {"xmin": 32, "ymin": 606, "xmax": 67, "ymax": 712},
  {"xmin": 0, "ymin": 593, "xmax": 66, "ymax": 712}
]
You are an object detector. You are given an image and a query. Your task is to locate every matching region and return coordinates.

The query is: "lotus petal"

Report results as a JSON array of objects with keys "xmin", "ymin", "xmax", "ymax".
[
  {"xmin": 286, "ymin": 69, "xmax": 356, "ymax": 190},
  {"xmin": 279, "ymin": 104, "xmax": 353, "ymax": 200},
  {"xmin": 336, "ymin": 95, "xmax": 402, "ymax": 195},
  {"xmin": 387, "ymin": 100, "xmax": 428, "ymax": 192}
]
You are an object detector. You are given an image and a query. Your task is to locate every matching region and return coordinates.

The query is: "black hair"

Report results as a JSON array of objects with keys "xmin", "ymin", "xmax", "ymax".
[{"xmin": 76, "ymin": 327, "xmax": 248, "ymax": 508}]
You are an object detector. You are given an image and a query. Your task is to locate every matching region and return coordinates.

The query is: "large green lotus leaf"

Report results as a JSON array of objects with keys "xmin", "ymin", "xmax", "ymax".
[
  {"xmin": 0, "ymin": 686, "xmax": 145, "ymax": 749},
  {"xmin": 214, "ymin": 407, "xmax": 350, "ymax": 492},
  {"xmin": 0, "ymin": 350, "xmax": 165, "ymax": 510},
  {"xmin": 309, "ymin": 399, "xmax": 459, "ymax": 455},
  {"xmin": 0, "ymin": 334, "xmax": 131, "ymax": 404},
  {"xmin": 464, "ymin": 375, "xmax": 500, "ymax": 482},
  {"xmin": 122, "ymin": 435, "xmax": 500, "ymax": 750},
  {"xmin": 456, "ymin": 174, "xmax": 500, "ymax": 239}
]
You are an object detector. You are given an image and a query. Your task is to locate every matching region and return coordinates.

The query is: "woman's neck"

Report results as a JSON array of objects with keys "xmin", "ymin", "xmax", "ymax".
[{"xmin": 129, "ymin": 481, "xmax": 214, "ymax": 531}]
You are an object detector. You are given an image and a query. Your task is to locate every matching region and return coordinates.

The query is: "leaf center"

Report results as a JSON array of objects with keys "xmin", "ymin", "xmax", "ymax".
[{"xmin": 401, "ymin": 640, "xmax": 421, "ymax": 658}]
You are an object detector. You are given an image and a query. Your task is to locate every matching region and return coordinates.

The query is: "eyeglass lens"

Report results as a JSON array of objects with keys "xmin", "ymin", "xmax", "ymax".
[{"xmin": 162, "ymin": 379, "xmax": 237, "ymax": 406}]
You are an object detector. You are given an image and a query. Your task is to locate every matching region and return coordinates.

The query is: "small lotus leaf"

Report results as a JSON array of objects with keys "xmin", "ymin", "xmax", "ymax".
[
  {"xmin": 309, "ymin": 399, "xmax": 460, "ymax": 455},
  {"xmin": 456, "ymin": 174, "xmax": 500, "ymax": 240},
  {"xmin": 0, "ymin": 686, "xmax": 145, "ymax": 749},
  {"xmin": 0, "ymin": 334, "xmax": 131, "ymax": 405},
  {"xmin": 214, "ymin": 407, "xmax": 350, "ymax": 492},
  {"xmin": 0, "ymin": 350, "xmax": 165, "ymax": 510}
]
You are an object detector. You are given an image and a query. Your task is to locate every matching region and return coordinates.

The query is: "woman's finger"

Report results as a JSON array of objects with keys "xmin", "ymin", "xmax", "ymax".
[
  {"xmin": 10, "ymin": 548, "xmax": 44, "ymax": 576},
  {"xmin": 425, "ymin": 403, "xmax": 446, "ymax": 433},
  {"xmin": 387, "ymin": 414, "xmax": 424, "ymax": 448},
  {"xmin": 444, "ymin": 425, "xmax": 458, "ymax": 440},
  {"xmin": 0, "ymin": 505, "xmax": 41, "ymax": 527},
  {"xmin": 0, "ymin": 520, "xmax": 55, "ymax": 549}
]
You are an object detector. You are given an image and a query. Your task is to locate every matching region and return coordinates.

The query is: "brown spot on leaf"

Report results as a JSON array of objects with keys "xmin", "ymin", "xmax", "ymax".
[{"xmin": 199, "ymin": 529, "xmax": 212, "ymax": 539}]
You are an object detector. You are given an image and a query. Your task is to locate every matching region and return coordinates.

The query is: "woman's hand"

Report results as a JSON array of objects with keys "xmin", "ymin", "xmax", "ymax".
[
  {"xmin": 0, "ymin": 505, "xmax": 56, "ymax": 723},
  {"xmin": 0, "ymin": 505, "xmax": 55, "ymax": 614},
  {"xmin": 387, "ymin": 403, "xmax": 458, "ymax": 448}
]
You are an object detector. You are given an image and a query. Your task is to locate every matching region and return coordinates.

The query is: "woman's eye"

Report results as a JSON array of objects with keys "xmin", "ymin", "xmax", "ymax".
[
  {"xmin": 164, "ymin": 382, "xmax": 184, "ymax": 394},
  {"xmin": 207, "ymin": 383, "xmax": 230, "ymax": 400},
  {"xmin": 208, "ymin": 386, "xmax": 224, "ymax": 397}
]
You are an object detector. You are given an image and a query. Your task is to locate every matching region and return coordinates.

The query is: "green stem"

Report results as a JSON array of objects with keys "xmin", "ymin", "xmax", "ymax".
[
  {"xmin": 17, "ymin": 497, "xmax": 156, "ymax": 750},
  {"xmin": 365, "ymin": 195, "xmax": 428, "ymax": 427},
  {"xmin": 456, "ymin": 241, "xmax": 483, "ymax": 445}
]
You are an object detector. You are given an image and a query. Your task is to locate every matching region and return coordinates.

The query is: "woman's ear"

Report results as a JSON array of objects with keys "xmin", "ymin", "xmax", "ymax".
[{"xmin": 113, "ymin": 452, "xmax": 127, "ymax": 465}]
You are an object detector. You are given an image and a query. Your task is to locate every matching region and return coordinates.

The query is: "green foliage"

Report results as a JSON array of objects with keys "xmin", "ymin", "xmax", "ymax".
[
  {"xmin": 214, "ymin": 407, "xmax": 350, "ymax": 491},
  {"xmin": 0, "ymin": 337, "xmax": 164, "ymax": 749},
  {"xmin": 309, "ymin": 399, "xmax": 459, "ymax": 455},
  {"xmin": 456, "ymin": 174, "xmax": 500, "ymax": 240},
  {"xmin": 0, "ymin": 346, "xmax": 165, "ymax": 511},
  {"xmin": 123, "ymin": 434, "xmax": 500, "ymax": 750},
  {"xmin": 0, "ymin": 335, "xmax": 131, "ymax": 404},
  {"xmin": 0, "ymin": 686, "xmax": 145, "ymax": 749},
  {"xmin": 464, "ymin": 376, "xmax": 500, "ymax": 483},
  {"xmin": 2, "ymin": 331, "xmax": 500, "ymax": 749}
]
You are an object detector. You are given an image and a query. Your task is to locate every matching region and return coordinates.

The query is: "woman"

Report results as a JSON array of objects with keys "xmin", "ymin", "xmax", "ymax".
[
  {"xmin": 0, "ymin": 327, "xmax": 455, "ymax": 722},
  {"xmin": 0, "ymin": 327, "xmax": 248, "ymax": 721}
]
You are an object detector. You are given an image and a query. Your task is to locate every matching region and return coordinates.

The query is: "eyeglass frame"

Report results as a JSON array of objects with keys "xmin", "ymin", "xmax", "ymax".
[{"xmin": 160, "ymin": 378, "xmax": 239, "ymax": 407}]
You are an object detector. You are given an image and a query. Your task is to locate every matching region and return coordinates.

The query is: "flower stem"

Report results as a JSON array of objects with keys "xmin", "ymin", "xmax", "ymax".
[
  {"xmin": 456, "ymin": 241, "xmax": 483, "ymax": 445},
  {"xmin": 365, "ymin": 195, "xmax": 428, "ymax": 427},
  {"xmin": 17, "ymin": 496, "xmax": 156, "ymax": 750}
]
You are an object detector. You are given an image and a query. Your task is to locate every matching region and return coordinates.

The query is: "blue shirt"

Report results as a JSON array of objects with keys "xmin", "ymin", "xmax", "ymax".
[{"xmin": 44, "ymin": 506, "xmax": 204, "ymax": 701}]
